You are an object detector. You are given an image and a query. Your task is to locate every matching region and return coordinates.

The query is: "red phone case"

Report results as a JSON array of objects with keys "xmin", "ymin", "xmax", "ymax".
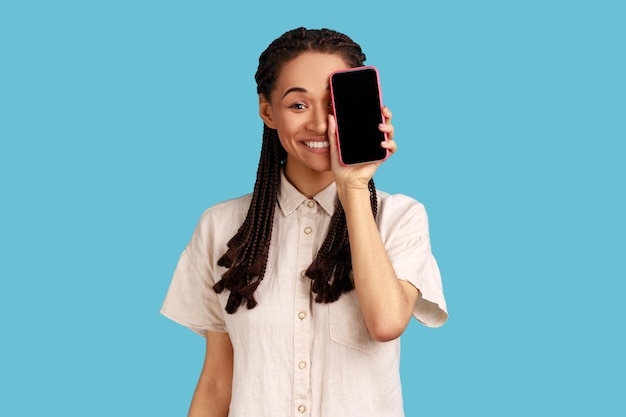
[{"xmin": 330, "ymin": 66, "xmax": 389, "ymax": 166}]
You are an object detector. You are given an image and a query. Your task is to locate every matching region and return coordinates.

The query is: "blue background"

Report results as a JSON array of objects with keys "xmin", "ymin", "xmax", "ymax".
[{"xmin": 1, "ymin": 0, "xmax": 624, "ymax": 415}]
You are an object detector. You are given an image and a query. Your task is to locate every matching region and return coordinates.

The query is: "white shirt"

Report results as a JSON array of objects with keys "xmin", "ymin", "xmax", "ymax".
[{"xmin": 161, "ymin": 173, "xmax": 448, "ymax": 417}]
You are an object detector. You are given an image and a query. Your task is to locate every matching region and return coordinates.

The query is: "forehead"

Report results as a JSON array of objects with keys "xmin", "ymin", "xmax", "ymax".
[{"xmin": 274, "ymin": 52, "xmax": 350, "ymax": 95}]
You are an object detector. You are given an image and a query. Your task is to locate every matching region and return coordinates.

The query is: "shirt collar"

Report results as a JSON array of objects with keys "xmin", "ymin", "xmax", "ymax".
[{"xmin": 278, "ymin": 169, "xmax": 337, "ymax": 217}]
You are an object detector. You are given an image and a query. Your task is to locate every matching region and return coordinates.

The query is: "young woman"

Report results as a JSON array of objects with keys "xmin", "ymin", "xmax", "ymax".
[{"xmin": 161, "ymin": 27, "xmax": 448, "ymax": 417}]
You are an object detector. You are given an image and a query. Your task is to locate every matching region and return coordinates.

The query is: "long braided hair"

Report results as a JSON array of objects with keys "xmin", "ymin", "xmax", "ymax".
[{"xmin": 213, "ymin": 27, "xmax": 378, "ymax": 313}]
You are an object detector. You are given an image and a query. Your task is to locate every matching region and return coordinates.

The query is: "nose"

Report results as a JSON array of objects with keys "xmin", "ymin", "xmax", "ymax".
[{"xmin": 305, "ymin": 104, "xmax": 329, "ymax": 134}]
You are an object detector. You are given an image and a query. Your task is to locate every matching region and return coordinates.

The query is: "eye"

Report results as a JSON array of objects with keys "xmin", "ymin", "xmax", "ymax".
[{"xmin": 289, "ymin": 102, "xmax": 307, "ymax": 110}]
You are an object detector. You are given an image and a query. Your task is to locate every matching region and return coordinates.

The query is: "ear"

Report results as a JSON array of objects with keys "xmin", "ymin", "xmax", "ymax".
[{"xmin": 259, "ymin": 94, "xmax": 277, "ymax": 129}]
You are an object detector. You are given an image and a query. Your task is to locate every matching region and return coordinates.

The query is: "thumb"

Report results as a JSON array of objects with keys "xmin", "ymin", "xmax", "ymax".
[{"xmin": 327, "ymin": 114, "xmax": 338, "ymax": 159}]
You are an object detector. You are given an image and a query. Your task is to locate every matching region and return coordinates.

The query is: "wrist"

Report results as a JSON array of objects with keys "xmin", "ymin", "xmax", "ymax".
[{"xmin": 337, "ymin": 186, "xmax": 371, "ymax": 211}]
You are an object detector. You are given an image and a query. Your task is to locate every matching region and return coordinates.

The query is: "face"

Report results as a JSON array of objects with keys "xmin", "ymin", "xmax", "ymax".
[{"xmin": 259, "ymin": 52, "xmax": 350, "ymax": 182}]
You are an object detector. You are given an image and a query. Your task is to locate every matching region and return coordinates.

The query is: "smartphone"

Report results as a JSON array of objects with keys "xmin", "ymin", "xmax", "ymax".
[{"xmin": 330, "ymin": 66, "xmax": 388, "ymax": 165}]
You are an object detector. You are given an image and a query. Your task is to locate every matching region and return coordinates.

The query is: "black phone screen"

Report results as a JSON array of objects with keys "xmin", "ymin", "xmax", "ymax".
[{"xmin": 331, "ymin": 67, "xmax": 387, "ymax": 165}]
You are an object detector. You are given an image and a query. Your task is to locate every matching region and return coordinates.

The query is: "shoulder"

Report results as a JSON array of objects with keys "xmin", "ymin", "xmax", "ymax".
[
  {"xmin": 376, "ymin": 190, "xmax": 429, "ymax": 235},
  {"xmin": 377, "ymin": 190, "xmax": 424, "ymax": 209},
  {"xmin": 198, "ymin": 194, "xmax": 252, "ymax": 225},
  {"xmin": 190, "ymin": 194, "xmax": 252, "ymax": 249},
  {"xmin": 377, "ymin": 190, "xmax": 427, "ymax": 220}
]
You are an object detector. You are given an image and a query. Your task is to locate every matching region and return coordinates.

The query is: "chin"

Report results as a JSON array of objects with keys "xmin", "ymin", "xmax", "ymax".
[{"xmin": 307, "ymin": 159, "xmax": 332, "ymax": 173}]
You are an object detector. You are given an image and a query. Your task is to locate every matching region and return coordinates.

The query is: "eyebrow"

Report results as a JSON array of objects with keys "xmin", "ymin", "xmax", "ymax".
[
  {"xmin": 281, "ymin": 87, "xmax": 307, "ymax": 99},
  {"xmin": 281, "ymin": 85, "xmax": 331, "ymax": 99}
]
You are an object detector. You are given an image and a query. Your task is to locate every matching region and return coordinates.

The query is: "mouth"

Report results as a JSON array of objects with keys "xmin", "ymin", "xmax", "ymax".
[{"xmin": 303, "ymin": 141, "xmax": 330, "ymax": 149}]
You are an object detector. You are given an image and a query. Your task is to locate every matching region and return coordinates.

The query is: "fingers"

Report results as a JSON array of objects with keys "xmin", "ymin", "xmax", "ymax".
[
  {"xmin": 381, "ymin": 138, "xmax": 397, "ymax": 155},
  {"xmin": 379, "ymin": 106, "xmax": 394, "ymax": 140},
  {"xmin": 379, "ymin": 121, "xmax": 394, "ymax": 140},
  {"xmin": 382, "ymin": 105, "xmax": 393, "ymax": 123},
  {"xmin": 379, "ymin": 106, "xmax": 396, "ymax": 154}
]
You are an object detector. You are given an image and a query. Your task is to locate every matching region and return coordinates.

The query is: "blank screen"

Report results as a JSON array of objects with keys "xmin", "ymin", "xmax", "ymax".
[{"xmin": 331, "ymin": 67, "xmax": 386, "ymax": 165}]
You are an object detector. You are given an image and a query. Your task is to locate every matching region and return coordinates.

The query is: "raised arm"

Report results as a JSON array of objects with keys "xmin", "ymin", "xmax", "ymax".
[{"xmin": 328, "ymin": 109, "xmax": 419, "ymax": 342}]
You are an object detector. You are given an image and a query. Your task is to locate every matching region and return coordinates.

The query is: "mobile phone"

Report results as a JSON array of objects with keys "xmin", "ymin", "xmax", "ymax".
[{"xmin": 330, "ymin": 66, "xmax": 388, "ymax": 165}]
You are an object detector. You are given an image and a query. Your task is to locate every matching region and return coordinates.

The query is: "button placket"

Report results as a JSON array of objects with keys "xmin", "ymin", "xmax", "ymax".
[{"xmin": 293, "ymin": 202, "xmax": 314, "ymax": 417}]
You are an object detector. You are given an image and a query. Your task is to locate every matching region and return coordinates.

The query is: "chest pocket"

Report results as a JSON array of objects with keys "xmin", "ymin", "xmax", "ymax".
[{"xmin": 329, "ymin": 291, "xmax": 380, "ymax": 355}]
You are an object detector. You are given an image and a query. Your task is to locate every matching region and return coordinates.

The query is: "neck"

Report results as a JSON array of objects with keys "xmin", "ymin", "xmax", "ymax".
[{"xmin": 283, "ymin": 162, "xmax": 334, "ymax": 198}]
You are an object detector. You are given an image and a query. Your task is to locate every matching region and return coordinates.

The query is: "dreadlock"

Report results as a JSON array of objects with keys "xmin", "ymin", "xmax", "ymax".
[{"xmin": 214, "ymin": 27, "xmax": 378, "ymax": 313}]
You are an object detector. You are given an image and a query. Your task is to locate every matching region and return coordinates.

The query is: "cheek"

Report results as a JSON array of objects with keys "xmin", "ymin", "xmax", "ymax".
[
  {"xmin": 276, "ymin": 130, "xmax": 296, "ymax": 152},
  {"xmin": 274, "ymin": 116, "xmax": 299, "ymax": 142},
  {"xmin": 272, "ymin": 121, "xmax": 289, "ymax": 149}
]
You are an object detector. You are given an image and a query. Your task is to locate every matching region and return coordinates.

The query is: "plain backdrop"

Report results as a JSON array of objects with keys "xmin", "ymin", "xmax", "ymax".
[{"xmin": 1, "ymin": 1, "xmax": 624, "ymax": 416}]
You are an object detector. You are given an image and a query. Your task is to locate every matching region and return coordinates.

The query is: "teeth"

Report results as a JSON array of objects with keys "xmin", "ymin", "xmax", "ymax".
[{"xmin": 304, "ymin": 141, "xmax": 329, "ymax": 149}]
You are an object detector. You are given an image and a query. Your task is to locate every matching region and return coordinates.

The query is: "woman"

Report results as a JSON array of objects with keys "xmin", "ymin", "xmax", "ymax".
[{"xmin": 161, "ymin": 27, "xmax": 447, "ymax": 417}]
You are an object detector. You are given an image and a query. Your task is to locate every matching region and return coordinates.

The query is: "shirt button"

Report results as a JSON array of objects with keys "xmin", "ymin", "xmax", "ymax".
[
  {"xmin": 307, "ymin": 200, "xmax": 315, "ymax": 208},
  {"xmin": 298, "ymin": 405, "xmax": 307, "ymax": 414},
  {"xmin": 304, "ymin": 226, "xmax": 312, "ymax": 235},
  {"xmin": 298, "ymin": 360, "xmax": 307, "ymax": 369},
  {"xmin": 298, "ymin": 311, "xmax": 307, "ymax": 320}
]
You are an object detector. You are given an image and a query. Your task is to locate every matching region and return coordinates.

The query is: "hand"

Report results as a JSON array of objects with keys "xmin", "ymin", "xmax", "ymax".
[{"xmin": 328, "ymin": 106, "xmax": 397, "ymax": 200}]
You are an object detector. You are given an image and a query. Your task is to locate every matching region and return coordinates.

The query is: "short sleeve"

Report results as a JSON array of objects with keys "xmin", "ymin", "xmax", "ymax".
[
  {"xmin": 411, "ymin": 252, "xmax": 447, "ymax": 327},
  {"xmin": 378, "ymin": 194, "xmax": 448, "ymax": 327},
  {"xmin": 160, "ymin": 247, "xmax": 227, "ymax": 335},
  {"xmin": 160, "ymin": 207, "xmax": 233, "ymax": 336}
]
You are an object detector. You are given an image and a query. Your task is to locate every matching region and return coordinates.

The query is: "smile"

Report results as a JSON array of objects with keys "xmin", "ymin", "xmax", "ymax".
[{"xmin": 304, "ymin": 141, "xmax": 329, "ymax": 149}]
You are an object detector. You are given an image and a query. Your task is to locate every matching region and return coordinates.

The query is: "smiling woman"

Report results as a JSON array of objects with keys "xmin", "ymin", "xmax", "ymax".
[
  {"xmin": 259, "ymin": 52, "xmax": 348, "ymax": 191},
  {"xmin": 160, "ymin": 27, "xmax": 447, "ymax": 417}
]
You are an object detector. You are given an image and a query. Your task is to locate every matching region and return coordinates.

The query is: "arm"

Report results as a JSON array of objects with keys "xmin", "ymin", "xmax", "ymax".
[
  {"xmin": 328, "ymin": 109, "xmax": 419, "ymax": 342},
  {"xmin": 341, "ymin": 189, "xmax": 419, "ymax": 342},
  {"xmin": 188, "ymin": 331, "xmax": 233, "ymax": 417}
]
